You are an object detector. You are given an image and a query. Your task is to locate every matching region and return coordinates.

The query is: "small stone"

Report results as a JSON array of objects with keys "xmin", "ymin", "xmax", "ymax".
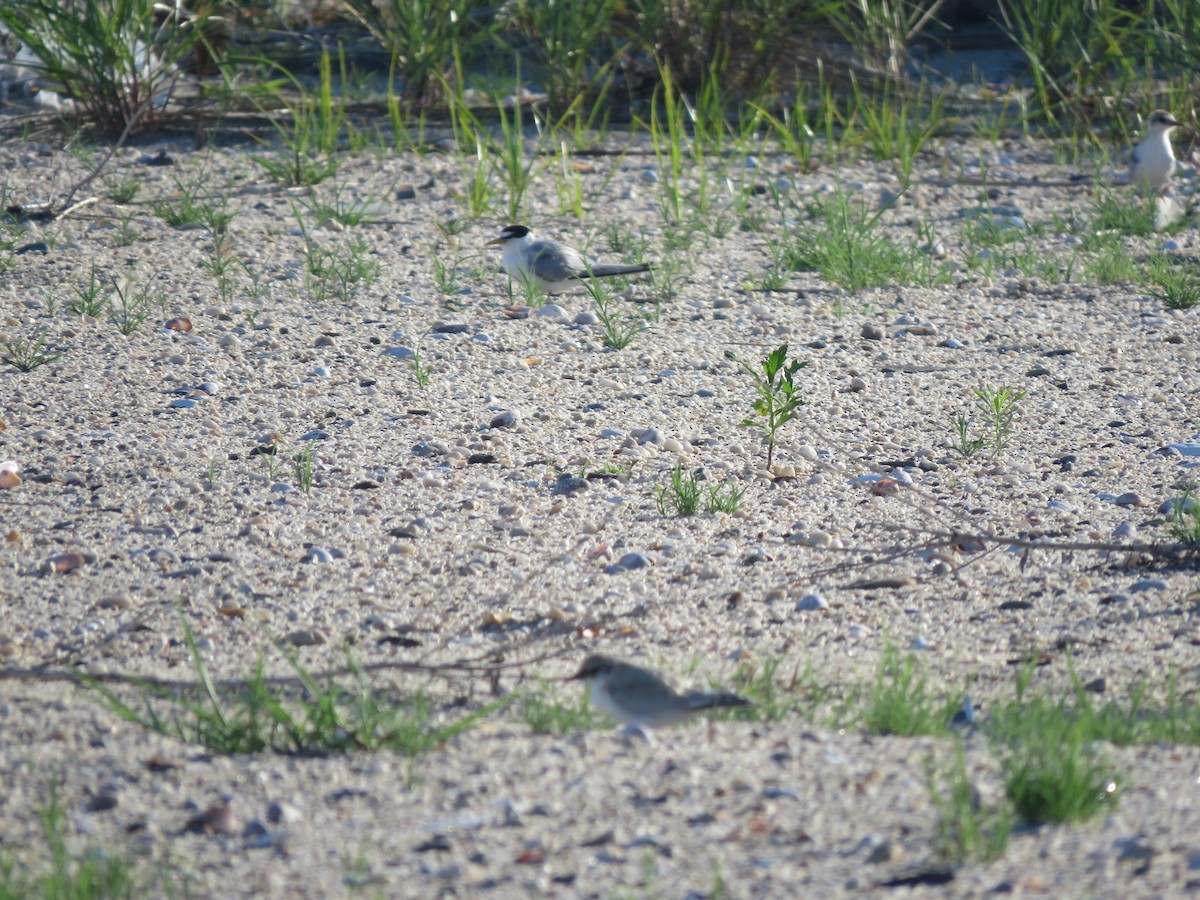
[
  {"xmin": 383, "ymin": 346, "xmax": 416, "ymax": 360},
  {"xmin": 284, "ymin": 629, "xmax": 326, "ymax": 647},
  {"xmin": 43, "ymin": 551, "xmax": 94, "ymax": 574},
  {"xmin": 85, "ymin": 792, "xmax": 119, "ymax": 813},
  {"xmin": 1129, "ymin": 579, "xmax": 1167, "ymax": 592},
  {"xmin": 535, "ymin": 304, "xmax": 569, "ymax": 323},
  {"xmin": 617, "ymin": 552, "xmax": 650, "ymax": 570},
  {"xmin": 574, "ymin": 310, "xmax": 600, "ymax": 325},
  {"xmin": 794, "ymin": 594, "xmax": 828, "ymax": 611},
  {"xmin": 185, "ymin": 804, "xmax": 240, "ymax": 836},
  {"xmin": 635, "ymin": 428, "xmax": 662, "ymax": 446},
  {"xmin": 168, "ymin": 398, "xmax": 197, "ymax": 409},
  {"xmin": 165, "ymin": 317, "xmax": 192, "ymax": 332},
  {"xmin": 861, "ymin": 323, "xmax": 885, "ymax": 341},
  {"xmin": 490, "ymin": 410, "xmax": 518, "ymax": 429},
  {"xmin": 267, "ymin": 801, "xmax": 303, "ymax": 824},
  {"xmin": 848, "ymin": 376, "xmax": 867, "ymax": 392},
  {"xmin": 1114, "ymin": 491, "xmax": 1144, "ymax": 507}
]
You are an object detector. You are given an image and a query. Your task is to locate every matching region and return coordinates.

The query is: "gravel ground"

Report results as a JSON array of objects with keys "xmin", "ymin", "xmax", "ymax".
[{"xmin": 1, "ymin": 120, "xmax": 1200, "ymax": 897}]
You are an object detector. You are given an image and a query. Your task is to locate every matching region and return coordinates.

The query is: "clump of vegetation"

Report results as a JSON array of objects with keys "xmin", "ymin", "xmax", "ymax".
[
  {"xmin": 2, "ymin": 333, "xmax": 63, "ymax": 372},
  {"xmin": 727, "ymin": 344, "xmax": 807, "ymax": 470},
  {"xmin": 0, "ymin": 0, "xmax": 210, "ymax": 136},
  {"xmin": 653, "ymin": 465, "xmax": 745, "ymax": 516},
  {"xmin": 949, "ymin": 385, "xmax": 1026, "ymax": 460}
]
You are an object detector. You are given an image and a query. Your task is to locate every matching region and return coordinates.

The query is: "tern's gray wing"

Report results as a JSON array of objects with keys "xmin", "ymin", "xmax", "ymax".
[{"xmin": 529, "ymin": 238, "xmax": 587, "ymax": 282}]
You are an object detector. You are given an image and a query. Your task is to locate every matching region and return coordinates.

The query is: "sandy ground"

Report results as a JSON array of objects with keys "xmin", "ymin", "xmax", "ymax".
[{"xmin": 1, "ymin": 118, "xmax": 1200, "ymax": 897}]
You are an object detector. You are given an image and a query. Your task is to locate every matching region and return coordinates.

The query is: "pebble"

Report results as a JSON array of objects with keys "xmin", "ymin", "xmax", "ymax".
[
  {"xmin": 635, "ymin": 428, "xmax": 662, "ymax": 446},
  {"xmin": 1160, "ymin": 494, "xmax": 1197, "ymax": 515},
  {"xmin": 383, "ymin": 346, "xmax": 416, "ymax": 359},
  {"xmin": 1129, "ymin": 579, "xmax": 1167, "ymax": 592},
  {"xmin": 535, "ymin": 304, "xmax": 569, "ymax": 323},
  {"xmin": 860, "ymin": 323, "xmax": 884, "ymax": 341},
  {"xmin": 616, "ymin": 552, "xmax": 650, "ymax": 570},
  {"xmin": 0, "ymin": 461, "xmax": 20, "ymax": 490},
  {"xmin": 574, "ymin": 310, "xmax": 599, "ymax": 325},
  {"xmin": 848, "ymin": 376, "xmax": 867, "ymax": 392},
  {"xmin": 43, "ymin": 551, "xmax": 94, "ymax": 574},
  {"xmin": 432, "ymin": 322, "xmax": 469, "ymax": 334},
  {"xmin": 489, "ymin": 411, "xmax": 519, "ymax": 429},
  {"xmin": 1114, "ymin": 491, "xmax": 1144, "ymax": 507},
  {"xmin": 794, "ymin": 594, "xmax": 829, "ymax": 611},
  {"xmin": 285, "ymin": 629, "xmax": 326, "ymax": 647},
  {"xmin": 168, "ymin": 398, "xmax": 197, "ymax": 409},
  {"xmin": 304, "ymin": 547, "xmax": 333, "ymax": 563}
]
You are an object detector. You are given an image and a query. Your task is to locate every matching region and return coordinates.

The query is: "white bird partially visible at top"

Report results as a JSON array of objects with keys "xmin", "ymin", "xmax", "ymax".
[
  {"xmin": 1129, "ymin": 109, "xmax": 1181, "ymax": 196},
  {"xmin": 486, "ymin": 225, "xmax": 651, "ymax": 295}
]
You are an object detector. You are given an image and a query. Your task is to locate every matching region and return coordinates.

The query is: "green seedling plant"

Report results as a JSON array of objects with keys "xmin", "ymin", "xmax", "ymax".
[
  {"xmin": 949, "ymin": 410, "xmax": 986, "ymax": 458},
  {"xmin": 519, "ymin": 681, "xmax": 603, "ymax": 734},
  {"xmin": 86, "ymin": 618, "xmax": 509, "ymax": 756},
  {"xmin": 852, "ymin": 74, "xmax": 946, "ymax": 189},
  {"xmin": 2, "ymin": 333, "xmax": 63, "ymax": 372},
  {"xmin": 107, "ymin": 274, "xmax": 155, "ymax": 335},
  {"xmin": 150, "ymin": 169, "xmax": 234, "ymax": 231},
  {"xmin": 975, "ymin": 384, "xmax": 1026, "ymax": 459},
  {"xmin": 727, "ymin": 344, "xmax": 807, "ymax": 470},
  {"xmin": 294, "ymin": 446, "xmax": 315, "ymax": 494},
  {"xmin": 990, "ymin": 685, "xmax": 1121, "ymax": 825},
  {"xmin": 950, "ymin": 384, "xmax": 1025, "ymax": 460},
  {"xmin": 112, "ymin": 210, "xmax": 141, "ymax": 247},
  {"xmin": 251, "ymin": 50, "xmax": 349, "ymax": 187},
  {"xmin": 650, "ymin": 466, "xmax": 744, "ymax": 516},
  {"xmin": 494, "ymin": 96, "xmax": 540, "ymax": 223},
  {"xmin": 1166, "ymin": 486, "xmax": 1200, "ymax": 546},
  {"xmin": 0, "ymin": 781, "xmax": 146, "ymax": 898},
  {"xmin": 787, "ymin": 188, "xmax": 919, "ymax": 292},
  {"xmin": 1147, "ymin": 257, "xmax": 1200, "ymax": 310},
  {"xmin": 862, "ymin": 643, "xmax": 957, "ymax": 738},
  {"xmin": 587, "ymin": 278, "xmax": 643, "ymax": 350},
  {"xmin": 297, "ymin": 181, "xmax": 384, "ymax": 229},
  {"xmin": 927, "ymin": 744, "xmax": 1012, "ymax": 865},
  {"xmin": 68, "ymin": 264, "xmax": 106, "ymax": 317},
  {"xmin": 408, "ymin": 332, "xmax": 433, "ymax": 387},
  {"xmin": 105, "ymin": 174, "xmax": 140, "ymax": 204},
  {"xmin": 553, "ymin": 140, "xmax": 586, "ymax": 218},
  {"xmin": 1091, "ymin": 188, "xmax": 1156, "ymax": 237}
]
